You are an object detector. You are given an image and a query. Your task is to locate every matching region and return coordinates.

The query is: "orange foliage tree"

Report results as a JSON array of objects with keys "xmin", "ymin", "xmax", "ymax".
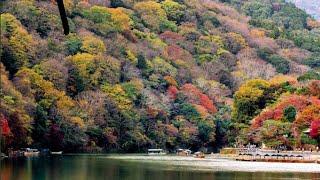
[
  {"xmin": 251, "ymin": 95, "xmax": 311, "ymax": 129},
  {"xmin": 181, "ymin": 83, "xmax": 217, "ymax": 113}
]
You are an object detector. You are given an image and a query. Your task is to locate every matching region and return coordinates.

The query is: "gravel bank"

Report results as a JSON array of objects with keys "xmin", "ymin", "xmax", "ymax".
[{"xmin": 105, "ymin": 155, "xmax": 320, "ymax": 173}]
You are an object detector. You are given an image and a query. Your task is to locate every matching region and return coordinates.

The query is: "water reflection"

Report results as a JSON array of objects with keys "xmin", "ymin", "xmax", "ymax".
[{"xmin": 1, "ymin": 155, "xmax": 319, "ymax": 180}]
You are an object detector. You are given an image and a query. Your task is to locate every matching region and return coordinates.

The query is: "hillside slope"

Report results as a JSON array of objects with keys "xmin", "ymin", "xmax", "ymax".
[{"xmin": 0, "ymin": 0, "xmax": 319, "ymax": 152}]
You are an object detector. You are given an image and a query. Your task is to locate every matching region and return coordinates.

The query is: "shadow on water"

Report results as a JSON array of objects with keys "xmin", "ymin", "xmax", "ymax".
[{"xmin": 1, "ymin": 155, "xmax": 319, "ymax": 180}]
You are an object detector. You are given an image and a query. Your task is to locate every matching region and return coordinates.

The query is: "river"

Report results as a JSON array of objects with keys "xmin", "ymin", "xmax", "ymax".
[{"xmin": 1, "ymin": 154, "xmax": 319, "ymax": 180}]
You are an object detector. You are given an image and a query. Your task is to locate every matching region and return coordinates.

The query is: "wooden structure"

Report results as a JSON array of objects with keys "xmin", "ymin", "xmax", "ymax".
[
  {"xmin": 177, "ymin": 149, "xmax": 192, "ymax": 156},
  {"xmin": 147, "ymin": 149, "xmax": 166, "ymax": 155},
  {"xmin": 194, "ymin": 152, "xmax": 205, "ymax": 158},
  {"xmin": 236, "ymin": 148, "xmax": 320, "ymax": 163},
  {"xmin": 22, "ymin": 148, "xmax": 40, "ymax": 157},
  {"xmin": 51, "ymin": 151, "xmax": 63, "ymax": 155}
]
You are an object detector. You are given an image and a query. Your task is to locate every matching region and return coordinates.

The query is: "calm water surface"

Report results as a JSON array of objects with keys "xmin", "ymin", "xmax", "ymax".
[{"xmin": 1, "ymin": 155, "xmax": 319, "ymax": 180}]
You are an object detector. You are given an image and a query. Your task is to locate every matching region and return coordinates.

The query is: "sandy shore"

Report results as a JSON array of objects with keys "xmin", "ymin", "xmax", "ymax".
[{"xmin": 105, "ymin": 155, "xmax": 320, "ymax": 173}]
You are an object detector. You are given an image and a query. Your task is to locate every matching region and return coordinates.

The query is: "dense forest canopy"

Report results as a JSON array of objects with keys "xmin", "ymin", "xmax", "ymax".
[{"xmin": 0, "ymin": 0, "xmax": 319, "ymax": 153}]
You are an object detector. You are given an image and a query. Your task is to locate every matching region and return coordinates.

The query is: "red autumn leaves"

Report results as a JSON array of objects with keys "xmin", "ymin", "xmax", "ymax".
[
  {"xmin": 251, "ymin": 95, "xmax": 311, "ymax": 128},
  {"xmin": 310, "ymin": 120, "xmax": 320, "ymax": 139},
  {"xmin": 0, "ymin": 116, "xmax": 11, "ymax": 136},
  {"xmin": 251, "ymin": 94, "xmax": 320, "ymax": 140},
  {"xmin": 168, "ymin": 83, "xmax": 217, "ymax": 114}
]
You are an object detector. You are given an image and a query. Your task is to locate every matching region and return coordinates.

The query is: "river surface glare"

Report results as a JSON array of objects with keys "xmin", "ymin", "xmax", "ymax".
[{"xmin": 1, "ymin": 154, "xmax": 319, "ymax": 180}]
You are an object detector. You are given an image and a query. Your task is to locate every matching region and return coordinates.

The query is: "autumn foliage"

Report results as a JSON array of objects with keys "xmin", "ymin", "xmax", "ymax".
[
  {"xmin": 1, "ymin": 0, "xmax": 319, "ymax": 152},
  {"xmin": 251, "ymin": 95, "xmax": 317, "ymax": 128},
  {"xmin": 310, "ymin": 120, "xmax": 320, "ymax": 139},
  {"xmin": 0, "ymin": 116, "xmax": 11, "ymax": 136},
  {"xmin": 181, "ymin": 84, "xmax": 217, "ymax": 113}
]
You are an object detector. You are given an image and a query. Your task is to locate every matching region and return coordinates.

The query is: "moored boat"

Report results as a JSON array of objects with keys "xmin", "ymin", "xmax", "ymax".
[
  {"xmin": 51, "ymin": 151, "xmax": 63, "ymax": 155},
  {"xmin": 194, "ymin": 151, "xmax": 205, "ymax": 158},
  {"xmin": 147, "ymin": 149, "xmax": 166, "ymax": 155},
  {"xmin": 1, "ymin": 153, "xmax": 8, "ymax": 158},
  {"xmin": 177, "ymin": 149, "xmax": 192, "ymax": 156},
  {"xmin": 22, "ymin": 148, "xmax": 40, "ymax": 157}
]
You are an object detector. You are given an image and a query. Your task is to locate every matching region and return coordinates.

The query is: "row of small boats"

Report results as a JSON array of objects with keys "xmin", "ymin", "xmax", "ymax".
[
  {"xmin": 147, "ymin": 149, "xmax": 205, "ymax": 158},
  {"xmin": 4, "ymin": 148, "xmax": 204, "ymax": 158},
  {"xmin": 5, "ymin": 148, "xmax": 63, "ymax": 158}
]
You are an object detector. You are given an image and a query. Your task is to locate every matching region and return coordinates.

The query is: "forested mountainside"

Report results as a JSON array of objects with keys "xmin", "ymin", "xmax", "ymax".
[{"xmin": 0, "ymin": 0, "xmax": 319, "ymax": 153}]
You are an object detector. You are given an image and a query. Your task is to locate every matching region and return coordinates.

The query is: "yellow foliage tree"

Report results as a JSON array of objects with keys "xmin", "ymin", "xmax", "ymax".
[
  {"xmin": 125, "ymin": 49, "xmax": 138, "ymax": 63},
  {"xmin": 101, "ymin": 83, "xmax": 132, "ymax": 111},
  {"xmin": 83, "ymin": 6, "xmax": 131, "ymax": 32},
  {"xmin": 67, "ymin": 53, "xmax": 96, "ymax": 80},
  {"xmin": 232, "ymin": 79, "xmax": 271, "ymax": 124},
  {"xmin": 225, "ymin": 32, "xmax": 248, "ymax": 53},
  {"xmin": 67, "ymin": 53, "xmax": 120, "ymax": 92},
  {"xmin": 269, "ymin": 75, "xmax": 298, "ymax": 86},
  {"xmin": 107, "ymin": 8, "xmax": 132, "ymax": 31},
  {"xmin": 164, "ymin": 75, "xmax": 178, "ymax": 87},
  {"xmin": 250, "ymin": 28, "xmax": 266, "ymax": 38},
  {"xmin": 134, "ymin": 1, "xmax": 168, "ymax": 31},
  {"xmin": 14, "ymin": 68, "xmax": 84, "ymax": 127},
  {"xmin": 81, "ymin": 35, "xmax": 106, "ymax": 54},
  {"xmin": 1, "ymin": 13, "xmax": 36, "ymax": 74}
]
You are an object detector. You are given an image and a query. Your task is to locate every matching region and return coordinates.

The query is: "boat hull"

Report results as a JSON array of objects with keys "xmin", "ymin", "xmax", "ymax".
[
  {"xmin": 24, "ymin": 152, "xmax": 40, "ymax": 157},
  {"xmin": 51, "ymin": 151, "xmax": 63, "ymax": 155}
]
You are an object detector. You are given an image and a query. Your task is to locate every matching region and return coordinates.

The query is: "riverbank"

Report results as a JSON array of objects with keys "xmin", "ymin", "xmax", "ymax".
[
  {"xmin": 2, "ymin": 154, "xmax": 319, "ymax": 180},
  {"xmin": 3, "ymin": 152, "xmax": 320, "ymax": 173},
  {"xmin": 104, "ymin": 154, "xmax": 320, "ymax": 173}
]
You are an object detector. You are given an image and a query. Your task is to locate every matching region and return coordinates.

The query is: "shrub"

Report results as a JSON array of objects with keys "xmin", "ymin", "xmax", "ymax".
[
  {"xmin": 257, "ymin": 49, "xmax": 290, "ymax": 74},
  {"xmin": 242, "ymin": 1, "xmax": 272, "ymax": 19},
  {"xmin": 137, "ymin": 54, "xmax": 147, "ymax": 69},
  {"xmin": 80, "ymin": 35, "xmax": 106, "ymax": 54},
  {"xmin": 224, "ymin": 32, "xmax": 247, "ymax": 54},
  {"xmin": 134, "ymin": 1, "xmax": 168, "ymax": 32},
  {"xmin": 161, "ymin": 0, "xmax": 186, "ymax": 23},
  {"xmin": 289, "ymin": 30, "xmax": 320, "ymax": 52},
  {"xmin": 110, "ymin": 0, "xmax": 125, "ymax": 8},
  {"xmin": 65, "ymin": 33, "xmax": 83, "ymax": 55},
  {"xmin": 298, "ymin": 70, "xmax": 320, "ymax": 81},
  {"xmin": 82, "ymin": 6, "xmax": 131, "ymax": 35},
  {"xmin": 198, "ymin": 12, "xmax": 221, "ymax": 28},
  {"xmin": 267, "ymin": 55, "xmax": 290, "ymax": 74},
  {"xmin": 304, "ymin": 53, "xmax": 320, "ymax": 68},
  {"xmin": 159, "ymin": 20, "xmax": 178, "ymax": 32},
  {"xmin": 283, "ymin": 106, "xmax": 296, "ymax": 122}
]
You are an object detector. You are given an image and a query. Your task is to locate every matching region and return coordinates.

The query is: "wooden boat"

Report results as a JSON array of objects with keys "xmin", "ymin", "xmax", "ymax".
[
  {"xmin": 51, "ymin": 151, "xmax": 63, "ymax": 155},
  {"xmin": 177, "ymin": 149, "xmax": 192, "ymax": 156},
  {"xmin": 8, "ymin": 149, "xmax": 24, "ymax": 158},
  {"xmin": 1, "ymin": 153, "xmax": 8, "ymax": 158},
  {"xmin": 147, "ymin": 149, "xmax": 166, "ymax": 155},
  {"xmin": 194, "ymin": 151, "xmax": 205, "ymax": 158},
  {"xmin": 22, "ymin": 148, "xmax": 40, "ymax": 157}
]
